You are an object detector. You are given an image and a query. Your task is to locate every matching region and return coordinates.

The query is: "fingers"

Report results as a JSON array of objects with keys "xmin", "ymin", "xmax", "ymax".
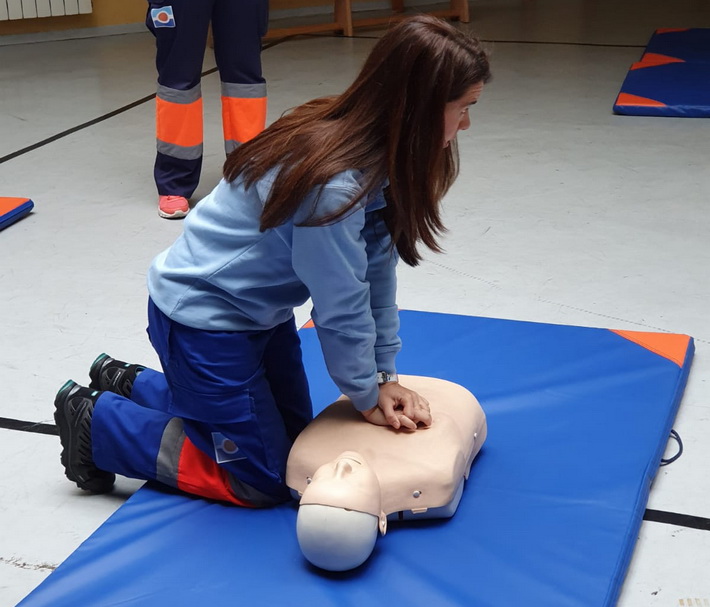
[
  {"xmin": 398, "ymin": 393, "xmax": 432, "ymax": 428},
  {"xmin": 363, "ymin": 404, "xmax": 409, "ymax": 429},
  {"xmin": 410, "ymin": 393, "xmax": 431, "ymax": 427},
  {"xmin": 389, "ymin": 389, "xmax": 427, "ymax": 420},
  {"xmin": 391, "ymin": 408, "xmax": 430, "ymax": 430},
  {"xmin": 377, "ymin": 400, "xmax": 417, "ymax": 430},
  {"xmin": 380, "ymin": 403, "xmax": 403, "ymax": 430},
  {"xmin": 370, "ymin": 386, "xmax": 433, "ymax": 430},
  {"xmin": 380, "ymin": 391, "xmax": 432, "ymax": 430},
  {"xmin": 398, "ymin": 393, "xmax": 416, "ymax": 422},
  {"xmin": 413, "ymin": 402, "xmax": 433, "ymax": 426},
  {"xmin": 396, "ymin": 413, "xmax": 418, "ymax": 430}
]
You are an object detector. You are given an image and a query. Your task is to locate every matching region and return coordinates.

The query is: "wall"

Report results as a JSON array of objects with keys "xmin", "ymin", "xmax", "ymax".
[
  {"xmin": 0, "ymin": 0, "xmax": 145, "ymax": 36},
  {"xmin": 0, "ymin": 0, "xmax": 385, "ymax": 37}
]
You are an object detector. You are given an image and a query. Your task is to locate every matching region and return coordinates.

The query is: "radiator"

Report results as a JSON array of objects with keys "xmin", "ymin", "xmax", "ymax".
[{"xmin": 0, "ymin": 0, "xmax": 92, "ymax": 21}]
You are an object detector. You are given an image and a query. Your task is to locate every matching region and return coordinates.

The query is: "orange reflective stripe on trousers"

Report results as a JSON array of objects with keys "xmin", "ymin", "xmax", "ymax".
[
  {"xmin": 156, "ymin": 83, "xmax": 203, "ymax": 159},
  {"xmin": 221, "ymin": 81, "xmax": 267, "ymax": 153}
]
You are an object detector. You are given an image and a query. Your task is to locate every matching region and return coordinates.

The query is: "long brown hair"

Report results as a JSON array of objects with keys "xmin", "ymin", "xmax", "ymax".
[{"xmin": 223, "ymin": 15, "xmax": 491, "ymax": 266}]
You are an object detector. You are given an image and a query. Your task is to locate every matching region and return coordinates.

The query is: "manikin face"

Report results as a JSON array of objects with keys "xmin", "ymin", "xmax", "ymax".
[
  {"xmin": 302, "ymin": 451, "xmax": 382, "ymax": 517},
  {"xmin": 443, "ymin": 82, "xmax": 485, "ymax": 148},
  {"xmin": 312, "ymin": 451, "xmax": 376, "ymax": 494}
]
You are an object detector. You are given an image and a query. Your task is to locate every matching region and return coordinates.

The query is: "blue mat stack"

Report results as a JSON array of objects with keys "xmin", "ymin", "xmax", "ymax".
[{"xmin": 614, "ymin": 28, "xmax": 710, "ymax": 117}]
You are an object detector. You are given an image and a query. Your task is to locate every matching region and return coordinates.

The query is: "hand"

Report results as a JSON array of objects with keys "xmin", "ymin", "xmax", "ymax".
[{"xmin": 361, "ymin": 383, "xmax": 432, "ymax": 430}]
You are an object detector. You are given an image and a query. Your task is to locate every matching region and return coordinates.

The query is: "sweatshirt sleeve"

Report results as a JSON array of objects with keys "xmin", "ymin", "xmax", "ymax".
[
  {"xmin": 363, "ymin": 199, "xmax": 401, "ymax": 376},
  {"xmin": 291, "ymin": 180, "xmax": 399, "ymax": 412}
]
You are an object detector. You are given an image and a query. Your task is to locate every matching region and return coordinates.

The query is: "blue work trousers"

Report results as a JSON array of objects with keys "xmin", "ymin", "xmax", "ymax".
[{"xmin": 92, "ymin": 299, "xmax": 312, "ymax": 504}]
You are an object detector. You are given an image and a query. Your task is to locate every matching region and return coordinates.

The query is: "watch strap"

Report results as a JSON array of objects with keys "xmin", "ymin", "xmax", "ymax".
[{"xmin": 376, "ymin": 371, "xmax": 399, "ymax": 385}]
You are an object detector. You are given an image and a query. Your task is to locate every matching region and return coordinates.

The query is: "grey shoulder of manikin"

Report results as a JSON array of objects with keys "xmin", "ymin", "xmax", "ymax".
[{"xmin": 250, "ymin": 167, "xmax": 382, "ymax": 213}]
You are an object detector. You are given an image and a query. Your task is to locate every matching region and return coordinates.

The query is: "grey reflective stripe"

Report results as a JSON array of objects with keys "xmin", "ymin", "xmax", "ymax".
[
  {"xmin": 157, "ymin": 82, "xmax": 202, "ymax": 104},
  {"xmin": 157, "ymin": 140, "xmax": 203, "ymax": 160},
  {"xmin": 221, "ymin": 81, "xmax": 267, "ymax": 99},
  {"xmin": 226, "ymin": 473, "xmax": 282, "ymax": 508},
  {"xmin": 224, "ymin": 140, "xmax": 241, "ymax": 154},
  {"xmin": 156, "ymin": 417, "xmax": 186, "ymax": 488}
]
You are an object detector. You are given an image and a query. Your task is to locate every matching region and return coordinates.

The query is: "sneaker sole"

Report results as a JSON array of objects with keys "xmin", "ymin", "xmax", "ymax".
[
  {"xmin": 54, "ymin": 380, "xmax": 83, "ymax": 486},
  {"xmin": 158, "ymin": 208, "xmax": 189, "ymax": 219}
]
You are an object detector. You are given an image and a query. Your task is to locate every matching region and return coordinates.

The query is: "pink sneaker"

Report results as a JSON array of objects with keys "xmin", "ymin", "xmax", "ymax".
[{"xmin": 158, "ymin": 195, "xmax": 189, "ymax": 219}]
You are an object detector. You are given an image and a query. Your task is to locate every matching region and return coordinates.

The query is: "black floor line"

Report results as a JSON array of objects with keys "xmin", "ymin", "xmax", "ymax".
[
  {"xmin": 0, "ymin": 31, "xmax": 642, "ymax": 166},
  {"xmin": 307, "ymin": 30, "xmax": 646, "ymax": 49},
  {"xmin": 0, "ymin": 37, "xmax": 289, "ymax": 166},
  {"xmin": 644, "ymin": 509, "xmax": 710, "ymax": 532},
  {"xmin": 2, "ymin": 28, "xmax": 645, "ymax": 167},
  {"xmin": 1, "ymin": 413, "xmax": 709, "ymax": 531},
  {"xmin": 0, "ymin": 417, "xmax": 58, "ymax": 436},
  {"xmin": 480, "ymin": 38, "xmax": 645, "ymax": 49},
  {"xmin": 0, "ymin": 93, "xmax": 158, "ymax": 165}
]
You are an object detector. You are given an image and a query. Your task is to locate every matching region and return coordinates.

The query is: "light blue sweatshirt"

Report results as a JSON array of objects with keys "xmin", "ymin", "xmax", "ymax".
[{"xmin": 147, "ymin": 167, "xmax": 400, "ymax": 412}]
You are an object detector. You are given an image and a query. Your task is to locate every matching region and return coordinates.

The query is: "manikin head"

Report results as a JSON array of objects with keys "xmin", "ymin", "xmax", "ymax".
[{"xmin": 296, "ymin": 451, "xmax": 387, "ymax": 571}]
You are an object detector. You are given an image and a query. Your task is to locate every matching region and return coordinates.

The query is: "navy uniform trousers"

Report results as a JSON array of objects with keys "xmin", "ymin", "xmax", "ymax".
[{"xmin": 147, "ymin": 0, "xmax": 268, "ymax": 198}]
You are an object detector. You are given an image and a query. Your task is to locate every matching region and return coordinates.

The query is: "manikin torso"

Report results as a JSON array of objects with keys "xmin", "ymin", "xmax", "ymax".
[
  {"xmin": 286, "ymin": 376, "xmax": 487, "ymax": 570},
  {"xmin": 287, "ymin": 375, "xmax": 487, "ymax": 517}
]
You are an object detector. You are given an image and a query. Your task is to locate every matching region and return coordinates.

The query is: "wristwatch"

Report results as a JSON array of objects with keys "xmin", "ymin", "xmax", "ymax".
[{"xmin": 376, "ymin": 371, "xmax": 399, "ymax": 385}]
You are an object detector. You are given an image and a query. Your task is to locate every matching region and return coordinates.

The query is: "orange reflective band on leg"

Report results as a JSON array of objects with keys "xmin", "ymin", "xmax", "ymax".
[
  {"xmin": 156, "ymin": 97, "xmax": 204, "ymax": 148},
  {"xmin": 221, "ymin": 96, "xmax": 267, "ymax": 144},
  {"xmin": 176, "ymin": 437, "xmax": 254, "ymax": 507}
]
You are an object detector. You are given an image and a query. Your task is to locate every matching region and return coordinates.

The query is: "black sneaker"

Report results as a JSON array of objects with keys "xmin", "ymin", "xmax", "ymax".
[
  {"xmin": 54, "ymin": 380, "xmax": 115, "ymax": 494},
  {"xmin": 89, "ymin": 353, "xmax": 145, "ymax": 398}
]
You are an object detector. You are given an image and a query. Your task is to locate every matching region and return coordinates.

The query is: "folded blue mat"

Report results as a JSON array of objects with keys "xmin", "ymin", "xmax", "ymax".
[
  {"xmin": 614, "ymin": 61, "xmax": 710, "ymax": 117},
  {"xmin": 19, "ymin": 311, "xmax": 694, "ymax": 607},
  {"xmin": 614, "ymin": 28, "xmax": 710, "ymax": 117},
  {"xmin": 645, "ymin": 28, "xmax": 710, "ymax": 63},
  {"xmin": 0, "ymin": 197, "xmax": 34, "ymax": 231}
]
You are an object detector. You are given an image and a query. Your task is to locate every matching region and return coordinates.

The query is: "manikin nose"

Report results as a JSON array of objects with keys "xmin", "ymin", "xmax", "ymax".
[{"xmin": 335, "ymin": 460, "xmax": 354, "ymax": 478}]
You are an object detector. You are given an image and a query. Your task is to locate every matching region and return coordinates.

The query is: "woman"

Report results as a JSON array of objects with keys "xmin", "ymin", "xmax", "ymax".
[{"xmin": 54, "ymin": 15, "xmax": 491, "ymax": 507}]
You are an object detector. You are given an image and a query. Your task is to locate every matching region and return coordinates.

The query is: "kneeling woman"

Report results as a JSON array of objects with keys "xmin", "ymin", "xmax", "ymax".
[{"xmin": 53, "ymin": 15, "xmax": 491, "ymax": 507}]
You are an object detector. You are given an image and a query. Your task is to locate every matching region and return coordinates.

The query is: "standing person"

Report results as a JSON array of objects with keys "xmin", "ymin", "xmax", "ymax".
[
  {"xmin": 147, "ymin": 0, "xmax": 268, "ymax": 219},
  {"xmin": 54, "ymin": 15, "xmax": 491, "ymax": 507}
]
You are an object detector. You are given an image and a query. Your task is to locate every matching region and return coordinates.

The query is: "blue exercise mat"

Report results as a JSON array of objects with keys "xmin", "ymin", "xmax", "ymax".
[
  {"xmin": 644, "ymin": 28, "xmax": 710, "ymax": 63},
  {"xmin": 614, "ymin": 61, "xmax": 710, "ymax": 117},
  {"xmin": 19, "ymin": 311, "xmax": 694, "ymax": 607},
  {"xmin": 614, "ymin": 28, "xmax": 710, "ymax": 117},
  {"xmin": 0, "ymin": 197, "xmax": 34, "ymax": 231}
]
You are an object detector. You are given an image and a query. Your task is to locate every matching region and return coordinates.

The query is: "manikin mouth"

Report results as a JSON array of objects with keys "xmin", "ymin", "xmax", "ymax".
[{"xmin": 337, "ymin": 451, "xmax": 364, "ymax": 465}]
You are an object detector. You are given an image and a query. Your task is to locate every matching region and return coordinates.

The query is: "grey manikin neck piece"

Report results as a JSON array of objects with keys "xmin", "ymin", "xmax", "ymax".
[
  {"xmin": 296, "ymin": 504, "xmax": 379, "ymax": 571},
  {"xmin": 287, "ymin": 375, "xmax": 488, "ymax": 518}
]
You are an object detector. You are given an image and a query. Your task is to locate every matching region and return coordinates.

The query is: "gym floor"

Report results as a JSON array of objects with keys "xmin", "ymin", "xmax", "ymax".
[{"xmin": 1, "ymin": 0, "xmax": 709, "ymax": 605}]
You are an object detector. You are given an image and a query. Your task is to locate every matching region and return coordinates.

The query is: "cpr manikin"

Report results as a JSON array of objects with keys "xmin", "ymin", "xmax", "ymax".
[{"xmin": 287, "ymin": 375, "xmax": 487, "ymax": 571}]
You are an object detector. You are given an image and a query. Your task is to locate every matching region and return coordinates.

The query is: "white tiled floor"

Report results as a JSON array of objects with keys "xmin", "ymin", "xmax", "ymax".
[{"xmin": 1, "ymin": 1, "xmax": 709, "ymax": 605}]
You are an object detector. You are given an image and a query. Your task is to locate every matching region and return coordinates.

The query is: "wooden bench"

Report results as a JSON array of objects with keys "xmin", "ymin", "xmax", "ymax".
[{"xmin": 264, "ymin": 0, "xmax": 469, "ymax": 39}]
